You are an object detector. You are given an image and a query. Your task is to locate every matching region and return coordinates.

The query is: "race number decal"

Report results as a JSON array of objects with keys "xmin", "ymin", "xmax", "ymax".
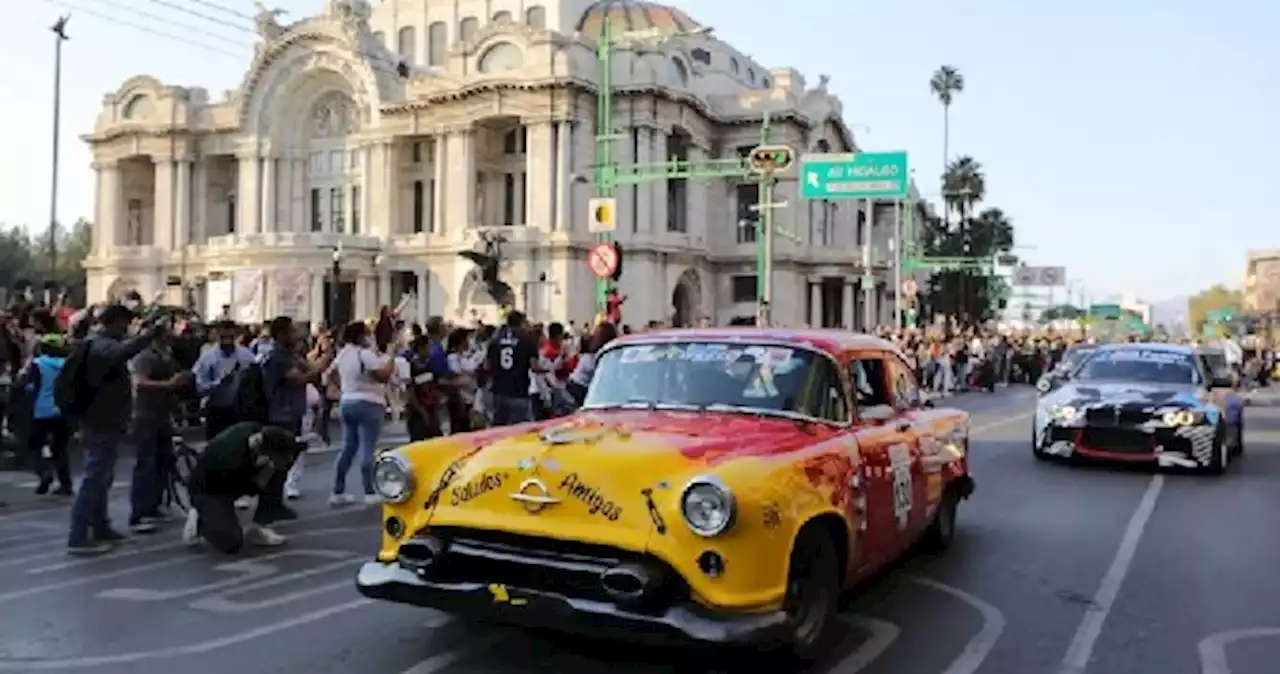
[{"xmin": 888, "ymin": 444, "xmax": 912, "ymax": 530}]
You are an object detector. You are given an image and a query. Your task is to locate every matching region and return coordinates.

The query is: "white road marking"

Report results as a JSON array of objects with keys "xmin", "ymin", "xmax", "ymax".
[
  {"xmin": 1057, "ymin": 474, "xmax": 1165, "ymax": 674},
  {"xmin": 832, "ymin": 615, "xmax": 900, "ymax": 672},
  {"xmin": 399, "ymin": 634, "xmax": 503, "ymax": 674},
  {"xmin": 909, "ymin": 576, "xmax": 1007, "ymax": 674},
  {"xmin": 97, "ymin": 549, "xmax": 353, "ymax": 602},
  {"xmin": 970, "ymin": 412, "xmax": 1033, "ymax": 436},
  {"xmin": 0, "ymin": 526, "xmax": 368, "ymax": 603},
  {"xmin": 1198, "ymin": 627, "xmax": 1280, "ymax": 674},
  {"xmin": 0, "ymin": 598, "xmax": 375, "ymax": 669}
]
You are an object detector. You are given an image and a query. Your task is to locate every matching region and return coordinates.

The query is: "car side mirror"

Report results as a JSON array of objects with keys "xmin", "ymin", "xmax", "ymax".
[{"xmin": 861, "ymin": 405, "xmax": 895, "ymax": 424}]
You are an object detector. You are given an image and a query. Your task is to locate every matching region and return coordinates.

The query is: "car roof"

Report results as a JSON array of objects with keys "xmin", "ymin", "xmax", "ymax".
[
  {"xmin": 1096, "ymin": 342, "xmax": 1195, "ymax": 355},
  {"xmin": 612, "ymin": 328, "xmax": 902, "ymax": 357}
]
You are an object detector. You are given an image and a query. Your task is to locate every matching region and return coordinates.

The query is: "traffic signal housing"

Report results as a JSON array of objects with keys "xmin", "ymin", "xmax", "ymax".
[
  {"xmin": 748, "ymin": 145, "xmax": 795, "ymax": 173},
  {"xmin": 611, "ymin": 241, "xmax": 623, "ymax": 281}
]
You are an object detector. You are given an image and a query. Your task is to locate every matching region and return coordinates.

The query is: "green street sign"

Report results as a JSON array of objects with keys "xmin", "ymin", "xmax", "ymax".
[
  {"xmin": 1089, "ymin": 303, "xmax": 1121, "ymax": 319},
  {"xmin": 800, "ymin": 151, "xmax": 909, "ymax": 200}
]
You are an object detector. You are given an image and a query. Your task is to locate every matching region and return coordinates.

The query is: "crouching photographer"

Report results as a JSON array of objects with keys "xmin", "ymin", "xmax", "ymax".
[{"xmin": 182, "ymin": 421, "xmax": 306, "ymax": 554}]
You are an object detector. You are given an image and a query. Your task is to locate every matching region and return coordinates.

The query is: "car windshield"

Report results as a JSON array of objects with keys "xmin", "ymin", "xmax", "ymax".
[
  {"xmin": 585, "ymin": 341, "xmax": 820, "ymax": 415},
  {"xmin": 1076, "ymin": 348, "xmax": 1199, "ymax": 385},
  {"xmin": 1201, "ymin": 350, "xmax": 1229, "ymax": 373},
  {"xmin": 1061, "ymin": 346, "xmax": 1098, "ymax": 371}
]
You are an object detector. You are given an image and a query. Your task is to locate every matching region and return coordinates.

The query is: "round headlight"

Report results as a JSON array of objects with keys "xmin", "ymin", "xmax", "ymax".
[
  {"xmin": 1162, "ymin": 410, "xmax": 1196, "ymax": 426},
  {"xmin": 373, "ymin": 454, "xmax": 414, "ymax": 503},
  {"xmin": 680, "ymin": 477, "xmax": 736, "ymax": 537},
  {"xmin": 1052, "ymin": 405, "xmax": 1078, "ymax": 421}
]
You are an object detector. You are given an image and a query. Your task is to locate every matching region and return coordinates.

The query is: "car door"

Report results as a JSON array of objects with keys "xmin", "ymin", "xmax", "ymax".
[
  {"xmin": 848, "ymin": 351, "xmax": 915, "ymax": 567},
  {"xmin": 887, "ymin": 354, "xmax": 931, "ymax": 538}
]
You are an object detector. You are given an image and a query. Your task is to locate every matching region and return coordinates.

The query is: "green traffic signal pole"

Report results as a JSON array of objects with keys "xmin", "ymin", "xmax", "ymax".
[{"xmin": 592, "ymin": 14, "xmax": 784, "ymax": 316}]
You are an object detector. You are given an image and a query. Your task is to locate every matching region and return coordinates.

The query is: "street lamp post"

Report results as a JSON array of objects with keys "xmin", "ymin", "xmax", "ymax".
[
  {"xmin": 330, "ymin": 243, "xmax": 343, "ymax": 327},
  {"xmin": 48, "ymin": 15, "xmax": 70, "ymax": 291}
]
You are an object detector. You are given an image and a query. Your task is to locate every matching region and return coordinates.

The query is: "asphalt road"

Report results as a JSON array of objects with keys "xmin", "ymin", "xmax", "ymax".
[{"xmin": 2, "ymin": 386, "xmax": 1279, "ymax": 674}]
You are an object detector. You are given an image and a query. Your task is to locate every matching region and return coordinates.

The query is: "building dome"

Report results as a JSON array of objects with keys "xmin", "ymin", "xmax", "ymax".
[{"xmin": 575, "ymin": 0, "xmax": 704, "ymax": 39}]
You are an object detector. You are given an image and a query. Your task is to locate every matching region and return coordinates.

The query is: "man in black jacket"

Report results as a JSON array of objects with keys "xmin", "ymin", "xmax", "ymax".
[{"xmin": 67, "ymin": 305, "xmax": 164, "ymax": 556}]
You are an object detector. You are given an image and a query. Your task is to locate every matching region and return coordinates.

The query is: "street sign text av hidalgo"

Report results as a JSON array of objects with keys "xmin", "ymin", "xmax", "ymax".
[{"xmin": 800, "ymin": 151, "xmax": 910, "ymax": 200}]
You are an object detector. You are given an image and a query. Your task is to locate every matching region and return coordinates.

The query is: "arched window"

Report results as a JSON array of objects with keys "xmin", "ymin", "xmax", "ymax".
[
  {"xmin": 762, "ymin": 77, "xmax": 770, "ymax": 89},
  {"xmin": 427, "ymin": 21, "xmax": 447, "ymax": 66},
  {"xmin": 525, "ymin": 5, "xmax": 546, "ymax": 28},
  {"xmin": 397, "ymin": 26, "xmax": 416, "ymax": 62},
  {"xmin": 478, "ymin": 43, "xmax": 524, "ymax": 73},
  {"xmin": 492, "ymin": 10, "xmax": 512, "ymax": 23},
  {"xmin": 668, "ymin": 57, "xmax": 688, "ymax": 86},
  {"xmin": 121, "ymin": 94, "xmax": 153, "ymax": 120},
  {"xmin": 729, "ymin": 57, "xmax": 739, "ymax": 74},
  {"xmin": 747, "ymin": 67, "xmax": 755, "ymax": 83},
  {"xmin": 690, "ymin": 48, "xmax": 711, "ymax": 65},
  {"xmin": 459, "ymin": 17, "xmax": 479, "ymax": 42}
]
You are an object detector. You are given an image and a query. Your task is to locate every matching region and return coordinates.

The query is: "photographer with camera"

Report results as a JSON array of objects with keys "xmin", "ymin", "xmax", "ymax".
[{"xmin": 60, "ymin": 303, "xmax": 168, "ymax": 556}]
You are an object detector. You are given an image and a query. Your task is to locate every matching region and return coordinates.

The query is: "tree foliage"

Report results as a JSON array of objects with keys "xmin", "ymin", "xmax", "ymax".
[
  {"xmin": 1188, "ymin": 284, "xmax": 1242, "ymax": 335},
  {"xmin": 921, "ymin": 157, "xmax": 1016, "ymax": 321},
  {"xmin": 0, "ymin": 219, "xmax": 92, "ymax": 303}
]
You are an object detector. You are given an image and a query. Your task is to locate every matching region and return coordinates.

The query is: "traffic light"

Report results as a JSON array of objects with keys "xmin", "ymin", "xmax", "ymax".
[
  {"xmin": 748, "ymin": 145, "xmax": 795, "ymax": 173},
  {"xmin": 611, "ymin": 241, "xmax": 624, "ymax": 281}
]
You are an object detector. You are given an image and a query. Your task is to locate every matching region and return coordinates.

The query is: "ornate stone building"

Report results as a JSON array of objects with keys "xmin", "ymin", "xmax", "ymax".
[{"xmin": 83, "ymin": 0, "xmax": 910, "ymax": 328}]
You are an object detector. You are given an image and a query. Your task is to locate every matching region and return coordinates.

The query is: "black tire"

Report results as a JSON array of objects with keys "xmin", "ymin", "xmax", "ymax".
[
  {"xmin": 1032, "ymin": 424, "xmax": 1049, "ymax": 460},
  {"xmin": 1204, "ymin": 423, "xmax": 1228, "ymax": 475},
  {"xmin": 780, "ymin": 526, "xmax": 840, "ymax": 662},
  {"xmin": 920, "ymin": 486, "xmax": 959, "ymax": 553},
  {"xmin": 1231, "ymin": 421, "xmax": 1245, "ymax": 456}
]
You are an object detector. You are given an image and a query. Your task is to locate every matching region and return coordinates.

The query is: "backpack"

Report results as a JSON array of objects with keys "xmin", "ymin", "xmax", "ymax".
[
  {"xmin": 53, "ymin": 338, "xmax": 92, "ymax": 417},
  {"xmin": 208, "ymin": 360, "xmax": 269, "ymax": 424}
]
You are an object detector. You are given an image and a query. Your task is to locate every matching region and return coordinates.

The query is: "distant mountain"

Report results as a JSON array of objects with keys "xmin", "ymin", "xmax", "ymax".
[{"xmin": 1149, "ymin": 296, "xmax": 1189, "ymax": 327}]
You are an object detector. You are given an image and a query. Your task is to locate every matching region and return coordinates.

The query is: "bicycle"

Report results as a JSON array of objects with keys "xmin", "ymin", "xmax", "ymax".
[{"xmin": 163, "ymin": 433, "xmax": 201, "ymax": 513}]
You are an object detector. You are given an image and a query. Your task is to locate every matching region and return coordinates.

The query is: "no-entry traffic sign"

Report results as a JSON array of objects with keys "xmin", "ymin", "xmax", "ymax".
[{"xmin": 587, "ymin": 243, "xmax": 619, "ymax": 279}]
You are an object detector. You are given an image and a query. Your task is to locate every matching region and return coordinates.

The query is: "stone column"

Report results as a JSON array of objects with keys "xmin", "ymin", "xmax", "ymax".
[
  {"xmin": 651, "ymin": 130, "xmax": 669, "ymax": 233},
  {"xmin": 378, "ymin": 272, "xmax": 392, "ymax": 309},
  {"xmin": 235, "ymin": 152, "xmax": 260, "ymax": 234},
  {"xmin": 633, "ymin": 127, "xmax": 653, "ymax": 233},
  {"xmin": 192, "ymin": 159, "xmax": 209, "ymax": 243},
  {"xmin": 290, "ymin": 156, "xmax": 307, "ymax": 233},
  {"xmin": 174, "ymin": 159, "xmax": 192, "ymax": 248},
  {"xmin": 94, "ymin": 162, "xmax": 122, "ymax": 253},
  {"xmin": 260, "ymin": 156, "xmax": 277, "ymax": 233},
  {"xmin": 809, "ymin": 281, "xmax": 822, "ymax": 328},
  {"xmin": 524, "ymin": 120, "xmax": 553, "ymax": 230},
  {"xmin": 445, "ymin": 129, "xmax": 475, "ymax": 232},
  {"xmin": 431, "ymin": 136, "xmax": 446, "ymax": 235},
  {"xmin": 359, "ymin": 145, "xmax": 374, "ymax": 236},
  {"xmin": 843, "ymin": 281, "xmax": 855, "ymax": 329},
  {"xmin": 415, "ymin": 272, "xmax": 429, "ymax": 322},
  {"xmin": 611, "ymin": 128, "xmax": 635, "ymax": 236},
  {"xmin": 553, "ymin": 121, "xmax": 570, "ymax": 231},
  {"xmin": 153, "ymin": 158, "xmax": 175, "ymax": 250},
  {"xmin": 687, "ymin": 142, "xmax": 709, "ymax": 242},
  {"xmin": 570, "ymin": 121, "xmax": 594, "ymax": 234},
  {"xmin": 309, "ymin": 272, "xmax": 325, "ymax": 325}
]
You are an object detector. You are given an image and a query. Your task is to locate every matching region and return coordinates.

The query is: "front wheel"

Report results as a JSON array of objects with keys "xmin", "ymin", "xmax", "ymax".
[
  {"xmin": 921, "ymin": 487, "xmax": 959, "ymax": 553},
  {"xmin": 780, "ymin": 526, "xmax": 840, "ymax": 662},
  {"xmin": 1204, "ymin": 423, "xmax": 1229, "ymax": 475}
]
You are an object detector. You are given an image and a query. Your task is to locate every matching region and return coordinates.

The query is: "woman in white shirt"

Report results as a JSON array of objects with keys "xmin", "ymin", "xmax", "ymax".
[{"xmin": 329, "ymin": 321, "xmax": 395, "ymax": 506}]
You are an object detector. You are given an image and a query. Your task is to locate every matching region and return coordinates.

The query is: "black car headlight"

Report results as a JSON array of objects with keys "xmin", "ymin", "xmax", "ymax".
[
  {"xmin": 1161, "ymin": 409, "xmax": 1204, "ymax": 427},
  {"xmin": 373, "ymin": 453, "xmax": 414, "ymax": 503}
]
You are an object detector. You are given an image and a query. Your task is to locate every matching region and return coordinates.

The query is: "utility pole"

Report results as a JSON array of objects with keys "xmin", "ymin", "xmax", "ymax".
[
  {"xmin": 48, "ymin": 15, "xmax": 70, "ymax": 296},
  {"xmin": 892, "ymin": 198, "xmax": 903, "ymax": 328},
  {"xmin": 591, "ymin": 15, "xmax": 782, "ymax": 315}
]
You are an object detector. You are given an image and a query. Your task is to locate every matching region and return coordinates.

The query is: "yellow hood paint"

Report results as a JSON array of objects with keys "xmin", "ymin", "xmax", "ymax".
[{"xmin": 376, "ymin": 418, "xmax": 850, "ymax": 611}]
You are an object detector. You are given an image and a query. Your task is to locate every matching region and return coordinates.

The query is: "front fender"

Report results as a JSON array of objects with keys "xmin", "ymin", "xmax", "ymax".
[{"xmin": 645, "ymin": 451, "xmax": 851, "ymax": 613}]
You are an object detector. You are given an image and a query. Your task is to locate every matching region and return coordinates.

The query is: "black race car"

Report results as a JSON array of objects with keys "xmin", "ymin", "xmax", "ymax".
[{"xmin": 1033, "ymin": 343, "xmax": 1244, "ymax": 473}]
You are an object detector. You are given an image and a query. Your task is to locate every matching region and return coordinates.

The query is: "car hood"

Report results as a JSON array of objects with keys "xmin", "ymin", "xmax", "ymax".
[
  {"xmin": 1053, "ymin": 380, "xmax": 1204, "ymax": 407},
  {"xmin": 408, "ymin": 409, "xmax": 824, "ymax": 553}
]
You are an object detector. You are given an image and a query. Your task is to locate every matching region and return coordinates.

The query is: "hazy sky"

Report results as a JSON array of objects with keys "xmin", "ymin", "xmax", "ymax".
[{"xmin": 1, "ymin": 0, "xmax": 1275, "ymax": 303}]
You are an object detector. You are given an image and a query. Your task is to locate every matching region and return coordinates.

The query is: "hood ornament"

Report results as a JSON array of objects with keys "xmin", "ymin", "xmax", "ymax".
[{"xmin": 510, "ymin": 477, "xmax": 560, "ymax": 513}]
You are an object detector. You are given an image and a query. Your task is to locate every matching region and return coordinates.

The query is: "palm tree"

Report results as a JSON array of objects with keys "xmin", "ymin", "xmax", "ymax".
[
  {"xmin": 941, "ymin": 156, "xmax": 985, "ymax": 220},
  {"xmin": 930, "ymin": 65, "xmax": 965, "ymax": 181}
]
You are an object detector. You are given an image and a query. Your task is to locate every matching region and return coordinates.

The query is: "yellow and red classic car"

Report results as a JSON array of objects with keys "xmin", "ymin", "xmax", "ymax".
[{"xmin": 356, "ymin": 328, "xmax": 974, "ymax": 659}]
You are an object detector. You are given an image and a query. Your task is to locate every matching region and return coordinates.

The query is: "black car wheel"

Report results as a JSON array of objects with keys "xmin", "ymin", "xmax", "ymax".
[
  {"xmin": 1205, "ymin": 423, "xmax": 1229, "ymax": 475},
  {"xmin": 781, "ymin": 526, "xmax": 839, "ymax": 661},
  {"xmin": 1231, "ymin": 420, "xmax": 1245, "ymax": 456},
  {"xmin": 921, "ymin": 487, "xmax": 959, "ymax": 553},
  {"xmin": 1032, "ymin": 422, "xmax": 1049, "ymax": 460}
]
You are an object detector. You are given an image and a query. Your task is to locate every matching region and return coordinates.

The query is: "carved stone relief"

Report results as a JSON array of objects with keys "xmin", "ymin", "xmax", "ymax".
[{"xmin": 310, "ymin": 91, "xmax": 360, "ymax": 137}]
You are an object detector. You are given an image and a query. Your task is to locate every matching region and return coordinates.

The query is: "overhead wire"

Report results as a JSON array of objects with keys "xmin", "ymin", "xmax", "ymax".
[
  {"xmin": 40, "ymin": 0, "xmax": 244, "ymax": 59},
  {"xmin": 92, "ymin": 0, "xmax": 253, "ymax": 49},
  {"xmin": 142, "ymin": 0, "xmax": 257, "ymax": 35},
  {"xmin": 181, "ymin": 0, "xmax": 254, "ymax": 21}
]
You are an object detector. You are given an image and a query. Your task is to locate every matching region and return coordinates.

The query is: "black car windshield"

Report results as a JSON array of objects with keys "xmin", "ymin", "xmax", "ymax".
[
  {"xmin": 1061, "ymin": 346, "xmax": 1098, "ymax": 371},
  {"xmin": 585, "ymin": 342, "xmax": 818, "ymax": 414},
  {"xmin": 1076, "ymin": 349, "xmax": 1199, "ymax": 385}
]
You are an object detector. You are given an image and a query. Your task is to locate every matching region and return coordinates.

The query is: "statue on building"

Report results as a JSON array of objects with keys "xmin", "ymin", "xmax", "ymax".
[
  {"xmin": 253, "ymin": 2, "xmax": 287, "ymax": 41},
  {"xmin": 457, "ymin": 232, "xmax": 513, "ymax": 306}
]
